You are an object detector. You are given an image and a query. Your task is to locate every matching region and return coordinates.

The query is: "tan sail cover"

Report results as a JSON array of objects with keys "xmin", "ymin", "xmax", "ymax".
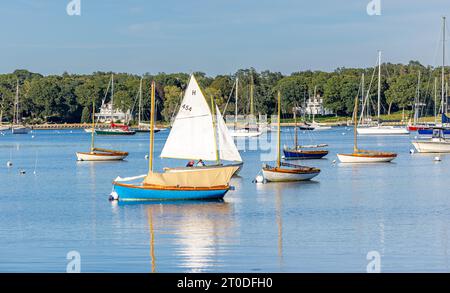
[{"xmin": 143, "ymin": 166, "xmax": 238, "ymax": 187}]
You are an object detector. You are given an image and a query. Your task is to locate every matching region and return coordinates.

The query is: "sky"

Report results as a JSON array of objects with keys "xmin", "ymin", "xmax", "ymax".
[{"xmin": 0, "ymin": 0, "xmax": 449, "ymax": 76}]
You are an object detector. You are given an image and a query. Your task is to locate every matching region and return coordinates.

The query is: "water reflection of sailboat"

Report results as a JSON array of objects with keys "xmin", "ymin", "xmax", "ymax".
[
  {"xmin": 144, "ymin": 201, "xmax": 233, "ymax": 272},
  {"xmin": 275, "ymin": 184, "xmax": 284, "ymax": 268}
]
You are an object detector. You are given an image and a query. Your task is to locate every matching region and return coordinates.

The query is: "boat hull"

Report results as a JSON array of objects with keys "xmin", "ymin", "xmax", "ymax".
[
  {"xmin": 95, "ymin": 129, "xmax": 136, "ymax": 135},
  {"xmin": 357, "ymin": 126, "xmax": 409, "ymax": 135},
  {"xmin": 412, "ymin": 141, "xmax": 450, "ymax": 153},
  {"xmin": 113, "ymin": 182, "xmax": 230, "ymax": 201},
  {"xmin": 337, "ymin": 153, "xmax": 396, "ymax": 163},
  {"xmin": 12, "ymin": 126, "xmax": 30, "ymax": 134},
  {"xmin": 164, "ymin": 162, "xmax": 243, "ymax": 176},
  {"xmin": 283, "ymin": 149, "xmax": 328, "ymax": 160},
  {"xmin": 262, "ymin": 168, "xmax": 320, "ymax": 182},
  {"xmin": 229, "ymin": 130, "xmax": 262, "ymax": 137},
  {"xmin": 76, "ymin": 152, "xmax": 128, "ymax": 161},
  {"xmin": 418, "ymin": 129, "xmax": 450, "ymax": 135}
]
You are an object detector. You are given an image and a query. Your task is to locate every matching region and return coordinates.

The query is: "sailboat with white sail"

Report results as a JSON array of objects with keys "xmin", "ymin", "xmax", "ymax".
[
  {"xmin": 162, "ymin": 75, "xmax": 243, "ymax": 175},
  {"xmin": 11, "ymin": 80, "xmax": 30, "ymax": 134},
  {"xmin": 357, "ymin": 51, "xmax": 409, "ymax": 135},
  {"xmin": 112, "ymin": 80, "xmax": 238, "ymax": 201}
]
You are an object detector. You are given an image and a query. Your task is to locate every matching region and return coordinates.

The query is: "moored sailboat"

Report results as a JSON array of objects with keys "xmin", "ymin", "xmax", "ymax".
[
  {"xmin": 283, "ymin": 108, "xmax": 328, "ymax": 160},
  {"xmin": 412, "ymin": 127, "xmax": 450, "ymax": 153},
  {"xmin": 11, "ymin": 80, "xmax": 30, "ymax": 134},
  {"xmin": 95, "ymin": 75, "xmax": 136, "ymax": 136},
  {"xmin": 337, "ymin": 95, "xmax": 397, "ymax": 163},
  {"xmin": 262, "ymin": 91, "xmax": 321, "ymax": 182},
  {"xmin": 161, "ymin": 75, "xmax": 243, "ymax": 176},
  {"xmin": 357, "ymin": 51, "xmax": 409, "ymax": 136},
  {"xmin": 229, "ymin": 77, "xmax": 262, "ymax": 137},
  {"xmin": 112, "ymin": 81, "xmax": 237, "ymax": 201},
  {"xmin": 76, "ymin": 98, "xmax": 128, "ymax": 161}
]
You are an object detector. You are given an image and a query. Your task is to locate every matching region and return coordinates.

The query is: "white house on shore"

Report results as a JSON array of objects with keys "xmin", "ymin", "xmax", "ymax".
[
  {"xmin": 303, "ymin": 94, "xmax": 333, "ymax": 116},
  {"xmin": 94, "ymin": 102, "xmax": 133, "ymax": 123}
]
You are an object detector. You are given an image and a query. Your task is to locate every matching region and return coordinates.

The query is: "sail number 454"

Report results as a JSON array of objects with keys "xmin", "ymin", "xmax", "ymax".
[{"xmin": 181, "ymin": 104, "xmax": 192, "ymax": 112}]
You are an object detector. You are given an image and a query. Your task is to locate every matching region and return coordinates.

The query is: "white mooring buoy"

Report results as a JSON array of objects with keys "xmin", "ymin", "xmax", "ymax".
[
  {"xmin": 109, "ymin": 191, "xmax": 119, "ymax": 201},
  {"xmin": 409, "ymin": 149, "xmax": 415, "ymax": 154},
  {"xmin": 6, "ymin": 161, "xmax": 13, "ymax": 168},
  {"xmin": 255, "ymin": 175, "xmax": 264, "ymax": 184}
]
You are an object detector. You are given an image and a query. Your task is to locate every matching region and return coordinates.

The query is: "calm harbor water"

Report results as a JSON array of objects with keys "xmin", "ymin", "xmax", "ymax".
[{"xmin": 1, "ymin": 127, "xmax": 450, "ymax": 272}]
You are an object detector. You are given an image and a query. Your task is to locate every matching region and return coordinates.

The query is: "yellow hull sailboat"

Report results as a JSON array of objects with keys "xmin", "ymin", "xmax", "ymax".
[{"xmin": 112, "ymin": 81, "xmax": 237, "ymax": 201}]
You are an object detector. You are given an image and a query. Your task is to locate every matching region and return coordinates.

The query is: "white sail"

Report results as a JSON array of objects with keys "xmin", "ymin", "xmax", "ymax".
[
  {"xmin": 216, "ymin": 105, "xmax": 242, "ymax": 162},
  {"xmin": 160, "ymin": 75, "xmax": 217, "ymax": 161}
]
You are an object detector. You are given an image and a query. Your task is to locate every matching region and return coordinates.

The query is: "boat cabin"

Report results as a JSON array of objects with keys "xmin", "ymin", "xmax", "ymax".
[{"xmin": 432, "ymin": 128, "xmax": 446, "ymax": 139}]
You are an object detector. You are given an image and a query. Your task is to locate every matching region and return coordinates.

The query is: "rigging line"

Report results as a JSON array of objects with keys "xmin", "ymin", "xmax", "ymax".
[
  {"xmin": 222, "ymin": 77, "xmax": 236, "ymax": 115},
  {"xmin": 360, "ymin": 59, "xmax": 377, "ymax": 125}
]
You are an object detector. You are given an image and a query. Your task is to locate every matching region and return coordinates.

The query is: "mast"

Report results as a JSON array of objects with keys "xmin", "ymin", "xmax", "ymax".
[
  {"xmin": 14, "ymin": 80, "xmax": 19, "ymax": 125},
  {"xmin": 250, "ymin": 74, "xmax": 254, "ymax": 117},
  {"xmin": 277, "ymin": 91, "xmax": 281, "ymax": 168},
  {"xmin": 362, "ymin": 72, "xmax": 365, "ymax": 119},
  {"xmin": 235, "ymin": 77, "xmax": 239, "ymax": 129},
  {"xmin": 293, "ymin": 108, "xmax": 298, "ymax": 149},
  {"xmin": 414, "ymin": 71, "xmax": 421, "ymax": 125},
  {"xmin": 138, "ymin": 77, "xmax": 143, "ymax": 125},
  {"xmin": 90, "ymin": 98, "xmax": 95, "ymax": 152},
  {"xmin": 354, "ymin": 95, "xmax": 359, "ymax": 152},
  {"xmin": 442, "ymin": 16, "xmax": 446, "ymax": 116},
  {"xmin": 210, "ymin": 95, "xmax": 220, "ymax": 164},
  {"xmin": 111, "ymin": 74, "xmax": 114, "ymax": 124},
  {"xmin": 312, "ymin": 86, "xmax": 317, "ymax": 123},
  {"xmin": 377, "ymin": 50, "xmax": 381, "ymax": 123},
  {"xmin": 435, "ymin": 77, "xmax": 438, "ymax": 123},
  {"xmin": 149, "ymin": 81, "xmax": 155, "ymax": 173}
]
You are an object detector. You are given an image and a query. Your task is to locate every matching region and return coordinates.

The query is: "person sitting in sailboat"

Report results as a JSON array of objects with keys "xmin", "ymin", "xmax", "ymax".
[
  {"xmin": 197, "ymin": 159, "xmax": 205, "ymax": 167},
  {"xmin": 186, "ymin": 160, "xmax": 195, "ymax": 167}
]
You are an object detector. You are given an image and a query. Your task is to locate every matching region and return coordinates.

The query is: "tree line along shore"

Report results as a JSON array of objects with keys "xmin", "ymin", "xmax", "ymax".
[{"xmin": 0, "ymin": 61, "xmax": 447, "ymax": 125}]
